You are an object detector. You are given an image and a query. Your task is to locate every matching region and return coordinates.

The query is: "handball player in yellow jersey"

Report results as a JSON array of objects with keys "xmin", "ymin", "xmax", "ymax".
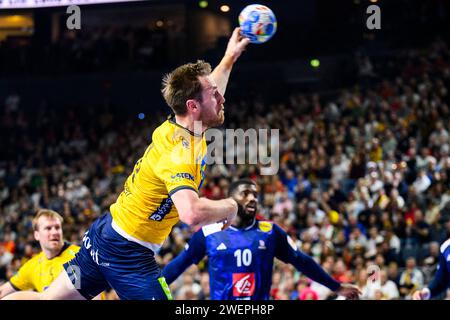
[
  {"xmin": 2, "ymin": 28, "xmax": 249, "ymax": 300},
  {"xmin": 0, "ymin": 210, "xmax": 79, "ymax": 297}
]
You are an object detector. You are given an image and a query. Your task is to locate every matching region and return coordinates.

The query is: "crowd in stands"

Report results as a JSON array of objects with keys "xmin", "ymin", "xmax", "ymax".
[
  {"xmin": 0, "ymin": 25, "xmax": 174, "ymax": 75},
  {"xmin": 0, "ymin": 39, "xmax": 449, "ymax": 299}
]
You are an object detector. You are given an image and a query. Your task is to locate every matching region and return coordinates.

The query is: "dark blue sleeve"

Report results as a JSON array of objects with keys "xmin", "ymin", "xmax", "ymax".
[
  {"xmin": 273, "ymin": 224, "xmax": 341, "ymax": 292},
  {"xmin": 162, "ymin": 229, "xmax": 207, "ymax": 285},
  {"xmin": 428, "ymin": 252, "xmax": 449, "ymax": 298}
]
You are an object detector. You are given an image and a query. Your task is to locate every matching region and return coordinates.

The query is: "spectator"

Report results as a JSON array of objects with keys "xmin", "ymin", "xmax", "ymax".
[
  {"xmin": 379, "ymin": 268, "xmax": 400, "ymax": 300},
  {"xmin": 399, "ymin": 257, "xmax": 424, "ymax": 299}
]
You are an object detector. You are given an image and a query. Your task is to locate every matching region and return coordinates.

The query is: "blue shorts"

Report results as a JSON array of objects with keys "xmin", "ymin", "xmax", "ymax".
[{"xmin": 63, "ymin": 213, "xmax": 172, "ymax": 300}]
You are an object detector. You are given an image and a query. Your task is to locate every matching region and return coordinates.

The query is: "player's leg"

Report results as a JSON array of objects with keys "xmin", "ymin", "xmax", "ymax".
[
  {"xmin": 104, "ymin": 267, "xmax": 172, "ymax": 300},
  {"xmin": 1, "ymin": 291, "xmax": 41, "ymax": 300},
  {"xmin": 1, "ymin": 271, "xmax": 84, "ymax": 300},
  {"xmin": 42, "ymin": 270, "xmax": 87, "ymax": 299},
  {"xmin": 96, "ymin": 214, "xmax": 173, "ymax": 300},
  {"xmin": 59, "ymin": 216, "xmax": 111, "ymax": 300}
]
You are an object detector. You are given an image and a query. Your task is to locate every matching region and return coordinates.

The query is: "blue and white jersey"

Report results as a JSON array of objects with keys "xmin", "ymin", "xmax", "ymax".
[
  {"xmin": 429, "ymin": 238, "xmax": 450, "ymax": 298},
  {"xmin": 163, "ymin": 220, "xmax": 340, "ymax": 300}
]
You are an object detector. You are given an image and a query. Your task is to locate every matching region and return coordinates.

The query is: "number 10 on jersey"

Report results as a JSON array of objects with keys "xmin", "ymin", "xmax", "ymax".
[{"xmin": 234, "ymin": 249, "xmax": 252, "ymax": 267}]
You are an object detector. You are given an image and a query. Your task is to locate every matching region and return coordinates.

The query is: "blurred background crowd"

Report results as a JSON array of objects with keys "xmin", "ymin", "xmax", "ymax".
[{"xmin": 1, "ymin": 37, "xmax": 449, "ymax": 299}]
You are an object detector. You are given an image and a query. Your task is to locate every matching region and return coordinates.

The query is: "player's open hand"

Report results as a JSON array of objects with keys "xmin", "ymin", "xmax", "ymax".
[
  {"xmin": 225, "ymin": 27, "xmax": 251, "ymax": 63},
  {"xmin": 335, "ymin": 283, "xmax": 362, "ymax": 300}
]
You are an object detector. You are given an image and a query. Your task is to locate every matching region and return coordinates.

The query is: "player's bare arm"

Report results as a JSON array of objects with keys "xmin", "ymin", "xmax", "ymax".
[
  {"xmin": 210, "ymin": 27, "xmax": 250, "ymax": 96},
  {"xmin": 0, "ymin": 282, "xmax": 16, "ymax": 299},
  {"xmin": 171, "ymin": 189, "xmax": 238, "ymax": 228}
]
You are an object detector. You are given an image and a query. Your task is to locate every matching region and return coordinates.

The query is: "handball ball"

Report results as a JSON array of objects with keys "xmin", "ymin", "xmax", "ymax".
[{"xmin": 239, "ymin": 4, "xmax": 277, "ymax": 44}]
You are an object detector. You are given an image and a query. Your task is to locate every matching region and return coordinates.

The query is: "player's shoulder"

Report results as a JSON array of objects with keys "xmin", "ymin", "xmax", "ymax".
[
  {"xmin": 440, "ymin": 238, "xmax": 450, "ymax": 254},
  {"xmin": 19, "ymin": 251, "xmax": 44, "ymax": 270},
  {"xmin": 155, "ymin": 115, "xmax": 194, "ymax": 139},
  {"xmin": 54, "ymin": 242, "xmax": 79, "ymax": 260},
  {"xmin": 155, "ymin": 116, "xmax": 173, "ymax": 132},
  {"xmin": 65, "ymin": 244, "xmax": 80, "ymax": 256},
  {"xmin": 153, "ymin": 116, "xmax": 200, "ymax": 153},
  {"xmin": 152, "ymin": 118, "xmax": 172, "ymax": 143}
]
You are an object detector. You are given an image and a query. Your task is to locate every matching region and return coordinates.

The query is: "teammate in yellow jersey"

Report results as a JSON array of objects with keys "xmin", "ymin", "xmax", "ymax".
[
  {"xmin": 0, "ymin": 210, "xmax": 82, "ymax": 297},
  {"xmin": 2, "ymin": 27, "xmax": 250, "ymax": 300}
]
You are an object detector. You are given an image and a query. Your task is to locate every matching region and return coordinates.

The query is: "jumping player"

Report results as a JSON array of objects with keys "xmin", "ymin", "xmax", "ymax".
[
  {"xmin": 162, "ymin": 179, "xmax": 361, "ymax": 300},
  {"xmin": 2, "ymin": 28, "xmax": 249, "ymax": 300}
]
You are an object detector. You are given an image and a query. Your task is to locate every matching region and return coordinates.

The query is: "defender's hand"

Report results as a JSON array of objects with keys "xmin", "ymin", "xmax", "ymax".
[{"xmin": 336, "ymin": 283, "xmax": 362, "ymax": 300}]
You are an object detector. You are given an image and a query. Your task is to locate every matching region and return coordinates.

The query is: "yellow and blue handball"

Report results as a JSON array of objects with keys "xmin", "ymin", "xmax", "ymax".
[{"xmin": 239, "ymin": 4, "xmax": 277, "ymax": 44}]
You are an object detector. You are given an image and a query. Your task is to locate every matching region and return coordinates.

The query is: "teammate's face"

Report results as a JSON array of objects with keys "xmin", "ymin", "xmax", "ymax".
[
  {"xmin": 233, "ymin": 184, "xmax": 258, "ymax": 219},
  {"xmin": 34, "ymin": 217, "xmax": 64, "ymax": 253},
  {"xmin": 197, "ymin": 76, "xmax": 225, "ymax": 128}
]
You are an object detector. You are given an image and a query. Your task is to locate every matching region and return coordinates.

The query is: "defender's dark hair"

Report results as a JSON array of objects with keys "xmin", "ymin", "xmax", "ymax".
[{"xmin": 228, "ymin": 178, "xmax": 257, "ymax": 197}]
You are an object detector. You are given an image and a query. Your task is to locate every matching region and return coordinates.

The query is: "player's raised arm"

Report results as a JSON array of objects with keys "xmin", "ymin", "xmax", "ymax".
[
  {"xmin": 210, "ymin": 27, "xmax": 250, "ymax": 96},
  {"xmin": 163, "ymin": 229, "xmax": 207, "ymax": 285},
  {"xmin": 171, "ymin": 189, "xmax": 238, "ymax": 228}
]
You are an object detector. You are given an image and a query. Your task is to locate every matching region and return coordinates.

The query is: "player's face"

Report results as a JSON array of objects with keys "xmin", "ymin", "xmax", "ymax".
[
  {"xmin": 197, "ymin": 76, "xmax": 225, "ymax": 128},
  {"xmin": 234, "ymin": 184, "xmax": 258, "ymax": 219},
  {"xmin": 34, "ymin": 217, "xmax": 64, "ymax": 252}
]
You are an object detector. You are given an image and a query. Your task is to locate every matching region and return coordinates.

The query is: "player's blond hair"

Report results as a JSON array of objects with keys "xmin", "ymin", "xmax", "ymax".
[
  {"xmin": 161, "ymin": 60, "xmax": 212, "ymax": 115},
  {"xmin": 32, "ymin": 209, "xmax": 64, "ymax": 231}
]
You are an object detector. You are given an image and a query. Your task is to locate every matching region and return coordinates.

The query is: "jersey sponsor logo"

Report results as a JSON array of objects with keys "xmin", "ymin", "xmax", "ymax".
[
  {"xmin": 170, "ymin": 172, "xmax": 194, "ymax": 182},
  {"xmin": 232, "ymin": 272, "xmax": 255, "ymax": 297},
  {"xmin": 82, "ymin": 231, "xmax": 92, "ymax": 250},
  {"xmin": 149, "ymin": 197, "xmax": 174, "ymax": 221},
  {"xmin": 216, "ymin": 243, "xmax": 227, "ymax": 250},
  {"xmin": 258, "ymin": 221, "xmax": 272, "ymax": 233},
  {"xmin": 258, "ymin": 240, "xmax": 266, "ymax": 250},
  {"xmin": 181, "ymin": 137, "xmax": 190, "ymax": 149}
]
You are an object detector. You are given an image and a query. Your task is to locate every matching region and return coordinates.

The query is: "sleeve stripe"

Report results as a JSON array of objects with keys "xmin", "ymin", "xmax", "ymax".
[
  {"xmin": 440, "ymin": 238, "xmax": 450, "ymax": 254},
  {"xmin": 168, "ymin": 186, "xmax": 198, "ymax": 197}
]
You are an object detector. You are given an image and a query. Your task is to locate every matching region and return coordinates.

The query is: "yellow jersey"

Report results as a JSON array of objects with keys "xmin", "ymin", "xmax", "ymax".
[
  {"xmin": 110, "ymin": 114, "xmax": 207, "ymax": 248},
  {"xmin": 9, "ymin": 243, "xmax": 79, "ymax": 292}
]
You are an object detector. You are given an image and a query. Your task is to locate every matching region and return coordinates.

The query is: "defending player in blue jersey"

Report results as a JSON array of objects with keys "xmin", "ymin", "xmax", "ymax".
[
  {"xmin": 163, "ymin": 179, "xmax": 361, "ymax": 300},
  {"xmin": 413, "ymin": 238, "xmax": 450, "ymax": 300}
]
